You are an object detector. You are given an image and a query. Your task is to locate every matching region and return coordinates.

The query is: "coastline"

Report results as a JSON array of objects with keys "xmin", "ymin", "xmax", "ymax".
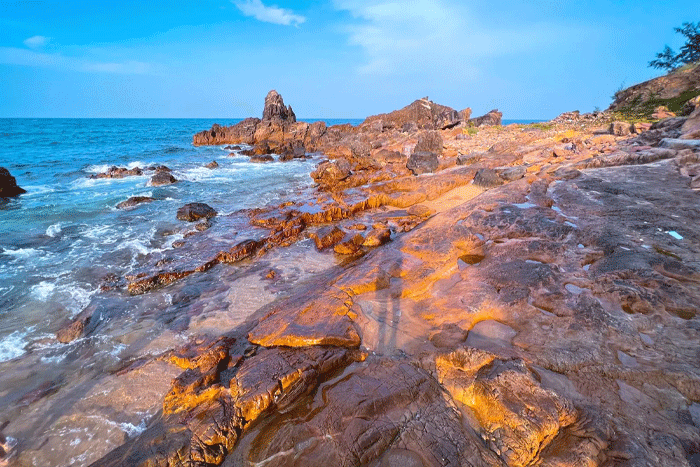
[{"xmin": 2, "ymin": 86, "xmax": 700, "ymax": 466}]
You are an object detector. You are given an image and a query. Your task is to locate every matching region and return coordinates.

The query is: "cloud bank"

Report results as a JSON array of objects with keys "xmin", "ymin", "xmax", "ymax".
[{"xmin": 233, "ymin": 0, "xmax": 306, "ymax": 27}]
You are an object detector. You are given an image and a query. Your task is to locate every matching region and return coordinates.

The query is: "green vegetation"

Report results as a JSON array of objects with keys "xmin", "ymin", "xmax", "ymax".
[
  {"xmin": 462, "ymin": 126, "xmax": 478, "ymax": 136},
  {"xmin": 523, "ymin": 122, "xmax": 553, "ymax": 131},
  {"xmin": 649, "ymin": 22, "xmax": 700, "ymax": 70},
  {"xmin": 613, "ymin": 89, "xmax": 700, "ymax": 121}
]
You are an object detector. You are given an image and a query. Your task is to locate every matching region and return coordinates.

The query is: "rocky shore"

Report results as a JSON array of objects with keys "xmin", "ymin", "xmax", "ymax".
[{"xmin": 43, "ymin": 73, "xmax": 700, "ymax": 466}]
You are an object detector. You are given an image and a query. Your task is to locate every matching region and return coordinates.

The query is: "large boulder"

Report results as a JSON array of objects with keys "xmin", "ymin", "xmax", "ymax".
[
  {"xmin": 262, "ymin": 90, "xmax": 296, "ymax": 123},
  {"xmin": 681, "ymin": 105, "xmax": 700, "ymax": 139},
  {"xmin": 469, "ymin": 109, "xmax": 503, "ymax": 127},
  {"xmin": 406, "ymin": 151, "xmax": 439, "ymax": 175},
  {"xmin": 362, "ymin": 97, "xmax": 462, "ymax": 131},
  {"xmin": 311, "ymin": 158, "xmax": 352, "ymax": 187},
  {"xmin": 150, "ymin": 170, "xmax": 177, "ymax": 186},
  {"xmin": 176, "ymin": 203, "xmax": 217, "ymax": 222},
  {"xmin": 0, "ymin": 167, "xmax": 26, "ymax": 197}
]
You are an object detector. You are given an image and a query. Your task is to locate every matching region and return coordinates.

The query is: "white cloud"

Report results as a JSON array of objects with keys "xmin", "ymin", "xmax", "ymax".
[
  {"xmin": 0, "ymin": 47, "xmax": 157, "ymax": 75},
  {"xmin": 332, "ymin": 0, "xmax": 575, "ymax": 79},
  {"xmin": 233, "ymin": 0, "xmax": 306, "ymax": 27},
  {"xmin": 23, "ymin": 35, "xmax": 50, "ymax": 49}
]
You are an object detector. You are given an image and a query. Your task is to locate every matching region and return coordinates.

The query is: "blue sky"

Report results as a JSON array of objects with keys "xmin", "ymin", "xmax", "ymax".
[{"xmin": 0, "ymin": 0, "xmax": 695, "ymax": 119}]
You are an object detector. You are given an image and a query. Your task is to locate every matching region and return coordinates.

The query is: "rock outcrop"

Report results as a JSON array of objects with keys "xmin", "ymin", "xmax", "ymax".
[
  {"xmin": 470, "ymin": 109, "xmax": 503, "ymax": 127},
  {"xmin": 362, "ymin": 97, "xmax": 462, "ymax": 131},
  {"xmin": 176, "ymin": 203, "xmax": 217, "ymax": 222},
  {"xmin": 0, "ymin": 167, "xmax": 26, "ymax": 197},
  {"xmin": 262, "ymin": 89, "xmax": 296, "ymax": 122}
]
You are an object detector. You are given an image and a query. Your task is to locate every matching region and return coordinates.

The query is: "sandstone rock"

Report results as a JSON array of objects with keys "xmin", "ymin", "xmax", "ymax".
[
  {"xmin": 56, "ymin": 307, "xmax": 93, "ymax": 343},
  {"xmin": 456, "ymin": 153, "xmax": 483, "ymax": 165},
  {"xmin": 309, "ymin": 226, "xmax": 345, "ymax": 250},
  {"xmin": 459, "ymin": 107, "xmax": 472, "ymax": 121},
  {"xmin": 652, "ymin": 105, "xmax": 676, "ymax": 120},
  {"xmin": 632, "ymin": 122, "xmax": 652, "ymax": 133},
  {"xmin": 473, "ymin": 168, "xmax": 504, "ymax": 188},
  {"xmin": 373, "ymin": 148, "xmax": 404, "ymax": 163},
  {"xmin": 407, "ymin": 204, "xmax": 435, "ymax": 218},
  {"xmin": 262, "ymin": 90, "xmax": 296, "ymax": 123},
  {"xmin": 609, "ymin": 121, "xmax": 632, "ymax": 136},
  {"xmin": 682, "ymin": 95, "xmax": 700, "ymax": 115},
  {"xmin": 470, "ymin": 109, "xmax": 503, "ymax": 127},
  {"xmin": 176, "ymin": 203, "xmax": 217, "ymax": 222},
  {"xmin": 0, "ymin": 167, "xmax": 26, "ymax": 197},
  {"xmin": 406, "ymin": 151, "xmax": 439, "ymax": 175},
  {"xmin": 193, "ymin": 118, "xmax": 261, "ymax": 146},
  {"xmin": 414, "ymin": 130, "xmax": 443, "ymax": 154},
  {"xmin": 495, "ymin": 166, "xmax": 526, "ymax": 181},
  {"xmin": 205, "ymin": 160, "xmax": 219, "ymax": 169},
  {"xmin": 334, "ymin": 233, "xmax": 365, "ymax": 255},
  {"xmin": 150, "ymin": 171, "xmax": 177, "ymax": 186},
  {"xmin": 116, "ymin": 196, "xmax": 155, "ymax": 209},
  {"xmin": 362, "ymin": 226, "xmax": 391, "ymax": 247},
  {"xmin": 681, "ymin": 105, "xmax": 700, "ymax": 139},
  {"xmin": 362, "ymin": 97, "xmax": 461, "ymax": 130},
  {"xmin": 311, "ymin": 158, "xmax": 352, "ymax": 187}
]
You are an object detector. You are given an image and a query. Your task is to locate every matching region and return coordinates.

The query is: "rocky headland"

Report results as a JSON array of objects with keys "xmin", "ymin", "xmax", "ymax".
[{"xmin": 43, "ymin": 73, "xmax": 700, "ymax": 467}]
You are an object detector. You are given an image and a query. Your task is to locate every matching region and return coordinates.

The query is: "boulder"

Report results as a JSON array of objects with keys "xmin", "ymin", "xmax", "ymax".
[
  {"xmin": 56, "ymin": 309, "xmax": 92, "ymax": 343},
  {"xmin": 406, "ymin": 151, "xmax": 439, "ymax": 175},
  {"xmin": 116, "ymin": 196, "xmax": 155, "ymax": 209},
  {"xmin": 362, "ymin": 97, "xmax": 461, "ymax": 130},
  {"xmin": 0, "ymin": 167, "xmax": 26, "ymax": 197},
  {"xmin": 459, "ymin": 107, "xmax": 472, "ymax": 122},
  {"xmin": 150, "ymin": 171, "xmax": 177, "ymax": 186},
  {"xmin": 249, "ymin": 154, "xmax": 274, "ymax": 163},
  {"xmin": 311, "ymin": 159, "xmax": 352, "ymax": 187},
  {"xmin": 373, "ymin": 148, "xmax": 404, "ymax": 163},
  {"xmin": 470, "ymin": 109, "xmax": 502, "ymax": 127},
  {"xmin": 473, "ymin": 168, "xmax": 504, "ymax": 188},
  {"xmin": 681, "ymin": 106, "xmax": 700, "ymax": 140},
  {"xmin": 362, "ymin": 226, "xmax": 391, "ymax": 247},
  {"xmin": 609, "ymin": 121, "xmax": 632, "ymax": 136},
  {"xmin": 652, "ymin": 105, "xmax": 676, "ymax": 120},
  {"xmin": 309, "ymin": 226, "xmax": 345, "ymax": 250},
  {"xmin": 205, "ymin": 161, "xmax": 219, "ymax": 169},
  {"xmin": 262, "ymin": 90, "xmax": 296, "ymax": 123},
  {"xmin": 176, "ymin": 203, "xmax": 217, "ymax": 222}
]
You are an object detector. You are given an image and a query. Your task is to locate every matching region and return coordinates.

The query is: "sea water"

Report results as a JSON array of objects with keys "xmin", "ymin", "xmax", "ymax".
[{"xmin": 0, "ymin": 118, "xmax": 361, "ymax": 361}]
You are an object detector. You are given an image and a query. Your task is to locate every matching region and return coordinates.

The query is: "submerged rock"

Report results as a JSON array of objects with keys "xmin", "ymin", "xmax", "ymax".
[
  {"xmin": 176, "ymin": 203, "xmax": 217, "ymax": 222},
  {"xmin": 0, "ymin": 167, "xmax": 26, "ymax": 197},
  {"xmin": 116, "ymin": 196, "xmax": 155, "ymax": 209}
]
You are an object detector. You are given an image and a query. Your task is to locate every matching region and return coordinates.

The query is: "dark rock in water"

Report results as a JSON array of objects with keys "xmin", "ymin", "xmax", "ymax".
[
  {"xmin": 0, "ymin": 167, "xmax": 26, "ymax": 197},
  {"xmin": 116, "ymin": 196, "xmax": 155, "ymax": 209},
  {"xmin": 473, "ymin": 168, "xmax": 504, "ymax": 188},
  {"xmin": 311, "ymin": 158, "xmax": 352, "ymax": 187},
  {"xmin": 469, "ymin": 109, "xmax": 503, "ymax": 127},
  {"xmin": 90, "ymin": 166, "xmax": 143, "ymax": 179},
  {"xmin": 147, "ymin": 165, "xmax": 171, "ymax": 172},
  {"xmin": 249, "ymin": 154, "xmax": 274, "ymax": 163},
  {"xmin": 406, "ymin": 151, "xmax": 439, "ymax": 175},
  {"xmin": 414, "ymin": 130, "xmax": 444, "ymax": 155},
  {"xmin": 205, "ymin": 161, "xmax": 219, "ymax": 169},
  {"xmin": 150, "ymin": 171, "xmax": 177, "ymax": 186},
  {"xmin": 176, "ymin": 203, "xmax": 217, "ymax": 222},
  {"xmin": 263, "ymin": 90, "xmax": 296, "ymax": 123},
  {"xmin": 195, "ymin": 220, "xmax": 212, "ymax": 232},
  {"xmin": 224, "ymin": 145, "xmax": 242, "ymax": 151}
]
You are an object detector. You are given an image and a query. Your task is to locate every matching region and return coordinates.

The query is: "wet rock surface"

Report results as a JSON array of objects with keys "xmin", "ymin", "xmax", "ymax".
[
  {"xmin": 176, "ymin": 203, "xmax": 217, "ymax": 222},
  {"xmin": 58, "ymin": 88, "xmax": 700, "ymax": 466}
]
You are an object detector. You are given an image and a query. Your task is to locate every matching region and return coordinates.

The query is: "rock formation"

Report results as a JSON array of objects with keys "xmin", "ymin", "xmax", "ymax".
[
  {"xmin": 470, "ymin": 109, "xmax": 503, "ymax": 127},
  {"xmin": 262, "ymin": 89, "xmax": 296, "ymax": 122},
  {"xmin": 362, "ymin": 96, "xmax": 462, "ymax": 130},
  {"xmin": 176, "ymin": 203, "xmax": 217, "ymax": 222},
  {"xmin": 0, "ymin": 167, "xmax": 26, "ymax": 197},
  {"xmin": 85, "ymin": 77, "xmax": 700, "ymax": 467}
]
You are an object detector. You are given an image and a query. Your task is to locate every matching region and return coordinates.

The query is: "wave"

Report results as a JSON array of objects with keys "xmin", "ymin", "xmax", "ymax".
[
  {"xmin": 1, "ymin": 247, "xmax": 42, "ymax": 259},
  {"xmin": 85, "ymin": 160, "xmax": 147, "ymax": 174},
  {"xmin": 0, "ymin": 329, "xmax": 30, "ymax": 362},
  {"xmin": 46, "ymin": 222, "xmax": 62, "ymax": 237},
  {"xmin": 29, "ymin": 281, "xmax": 94, "ymax": 316}
]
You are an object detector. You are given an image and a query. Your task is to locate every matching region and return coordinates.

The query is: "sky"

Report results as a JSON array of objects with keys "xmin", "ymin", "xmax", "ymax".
[{"xmin": 0, "ymin": 0, "xmax": 696, "ymax": 119}]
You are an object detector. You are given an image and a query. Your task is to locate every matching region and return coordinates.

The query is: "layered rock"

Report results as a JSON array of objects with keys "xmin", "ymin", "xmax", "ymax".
[
  {"xmin": 362, "ymin": 97, "xmax": 462, "ymax": 131},
  {"xmin": 0, "ymin": 167, "xmax": 26, "ymax": 197},
  {"xmin": 470, "ymin": 109, "xmax": 503, "ymax": 127}
]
